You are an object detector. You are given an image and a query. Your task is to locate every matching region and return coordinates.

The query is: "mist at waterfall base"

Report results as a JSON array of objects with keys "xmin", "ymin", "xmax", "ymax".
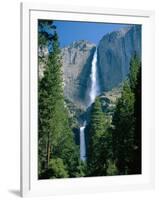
[{"xmin": 80, "ymin": 48, "xmax": 100, "ymax": 161}]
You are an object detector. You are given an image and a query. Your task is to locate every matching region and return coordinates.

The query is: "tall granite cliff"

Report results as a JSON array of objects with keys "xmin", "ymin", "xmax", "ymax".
[
  {"xmin": 97, "ymin": 25, "xmax": 141, "ymax": 91},
  {"xmin": 61, "ymin": 40, "xmax": 96, "ymax": 109},
  {"xmin": 38, "ymin": 25, "xmax": 141, "ymax": 110}
]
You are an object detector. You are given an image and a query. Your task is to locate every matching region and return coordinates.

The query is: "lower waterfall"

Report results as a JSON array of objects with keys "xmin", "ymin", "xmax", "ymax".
[{"xmin": 80, "ymin": 122, "xmax": 86, "ymax": 161}]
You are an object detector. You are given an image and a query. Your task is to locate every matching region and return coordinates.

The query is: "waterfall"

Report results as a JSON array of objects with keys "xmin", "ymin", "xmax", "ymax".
[
  {"xmin": 80, "ymin": 121, "xmax": 86, "ymax": 161},
  {"xmin": 89, "ymin": 48, "xmax": 99, "ymax": 106},
  {"xmin": 80, "ymin": 48, "xmax": 99, "ymax": 161}
]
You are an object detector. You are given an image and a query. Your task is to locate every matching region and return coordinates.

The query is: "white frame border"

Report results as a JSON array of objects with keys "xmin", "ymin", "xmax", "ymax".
[{"xmin": 21, "ymin": 2, "xmax": 155, "ymax": 197}]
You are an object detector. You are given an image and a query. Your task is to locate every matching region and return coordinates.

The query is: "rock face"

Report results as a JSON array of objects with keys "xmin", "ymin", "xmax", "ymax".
[
  {"xmin": 38, "ymin": 25, "xmax": 141, "ymax": 110},
  {"xmin": 97, "ymin": 25, "xmax": 141, "ymax": 91},
  {"xmin": 61, "ymin": 40, "xmax": 96, "ymax": 109}
]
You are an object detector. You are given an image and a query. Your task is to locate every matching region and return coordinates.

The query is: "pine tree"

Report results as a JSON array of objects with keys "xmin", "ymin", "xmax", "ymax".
[
  {"xmin": 38, "ymin": 30, "xmax": 64, "ymax": 174},
  {"xmin": 129, "ymin": 53, "xmax": 141, "ymax": 92},
  {"xmin": 129, "ymin": 55, "xmax": 141, "ymax": 174},
  {"xmin": 87, "ymin": 97, "xmax": 109, "ymax": 176},
  {"xmin": 38, "ymin": 20, "xmax": 57, "ymax": 175},
  {"xmin": 112, "ymin": 54, "xmax": 141, "ymax": 175},
  {"xmin": 112, "ymin": 82, "xmax": 135, "ymax": 174}
]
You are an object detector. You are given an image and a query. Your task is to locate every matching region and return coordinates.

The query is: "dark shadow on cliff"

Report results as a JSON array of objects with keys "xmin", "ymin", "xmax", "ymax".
[{"xmin": 78, "ymin": 46, "xmax": 96, "ymax": 107}]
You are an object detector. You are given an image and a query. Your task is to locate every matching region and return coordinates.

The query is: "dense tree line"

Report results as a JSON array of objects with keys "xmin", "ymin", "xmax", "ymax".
[
  {"xmin": 38, "ymin": 20, "xmax": 84, "ymax": 179},
  {"xmin": 87, "ymin": 54, "xmax": 141, "ymax": 176}
]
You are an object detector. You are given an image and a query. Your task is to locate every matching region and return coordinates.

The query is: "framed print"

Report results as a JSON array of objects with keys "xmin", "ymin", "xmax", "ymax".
[{"xmin": 20, "ymin": 2, "xmax": 155, "ymax": 197}]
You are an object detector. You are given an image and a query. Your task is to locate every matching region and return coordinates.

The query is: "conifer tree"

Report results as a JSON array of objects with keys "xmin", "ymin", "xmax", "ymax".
[
  {"xmin": 112, "ymin": 82, "xmax": 135, "ymax": 174},
  {"xmin": 129, "ymin": 53, "xmax": 141, "ymax": 92},
  {"xmin": 129, "ymin": 55, "xmax": 141, "ymax": 174},
  {"xmin": 38, "ymin": 29, "xmax": 64, "ymax": 174},
  {"xmin": 87, "ymin": 97, "xmax": 109, "ymax": 176},
  {"xmin": 112, "ymin": 54, "xmax": 141, "ymax": 175},
  {"xmin": 38, "ymin": 20, "xmax": 57, "ymax": 175}
]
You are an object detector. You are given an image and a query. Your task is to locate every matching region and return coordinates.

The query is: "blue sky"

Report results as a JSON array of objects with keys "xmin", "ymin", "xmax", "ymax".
[{"xmin": 53, "ymin": 20, "xmax": 131, "ymax": 47}]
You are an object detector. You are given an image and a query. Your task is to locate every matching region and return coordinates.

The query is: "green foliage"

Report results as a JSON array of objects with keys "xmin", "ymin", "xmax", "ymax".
[
  {"xmin": 112, "ymin": 54, "xmax": 141, "ymax": 175},
  {"xmin": 112, "ymin": 82, "xmax": 135, "ymax": 174},
  {"xmin": 129, "ymin": 53, "xmax": 141, "ymax": 91},
  {"xmin": 131, "ymin": 59, "xmax": 142, "ymax": 174},
  {"xmin": 58, "ymin": 135, "xmax": 82, "ymax": 177},
  {"xmin": 38, "ymin": 22, "xmax": 80, "ymax": 179},
  {"xmin": 48, "ymin": 158, "xmax": 69, "ymax": 178},
  {"xmin": 86, "ymin": 54, "xmax": 141, "ymax": 177},
  {"xmin": 89, "ymin": 97, "xmax": 106, "ymax": 137},
  {"xmin": 87, "ymin": 98, "xmax": 112, "ymax": 176},
  {"xmin": 39, "ymin": 158, "xmax": 69, "ymax": 179},
  {"xmin": 106, "ymin": 160, "xmax": 118, "ymax": 175},
  {"xmin": 77, "ymin": 161, "xmax": 87, "ymax": 177},
  {"xmin": 38, "ymin": 29, "xmax": 63, "ymax": 174}
]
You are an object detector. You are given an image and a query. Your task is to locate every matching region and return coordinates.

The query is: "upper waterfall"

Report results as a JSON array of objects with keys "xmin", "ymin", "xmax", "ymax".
[{"xmin": 89, "ymin": 48, "xmax": 100, "ymax": 106}]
